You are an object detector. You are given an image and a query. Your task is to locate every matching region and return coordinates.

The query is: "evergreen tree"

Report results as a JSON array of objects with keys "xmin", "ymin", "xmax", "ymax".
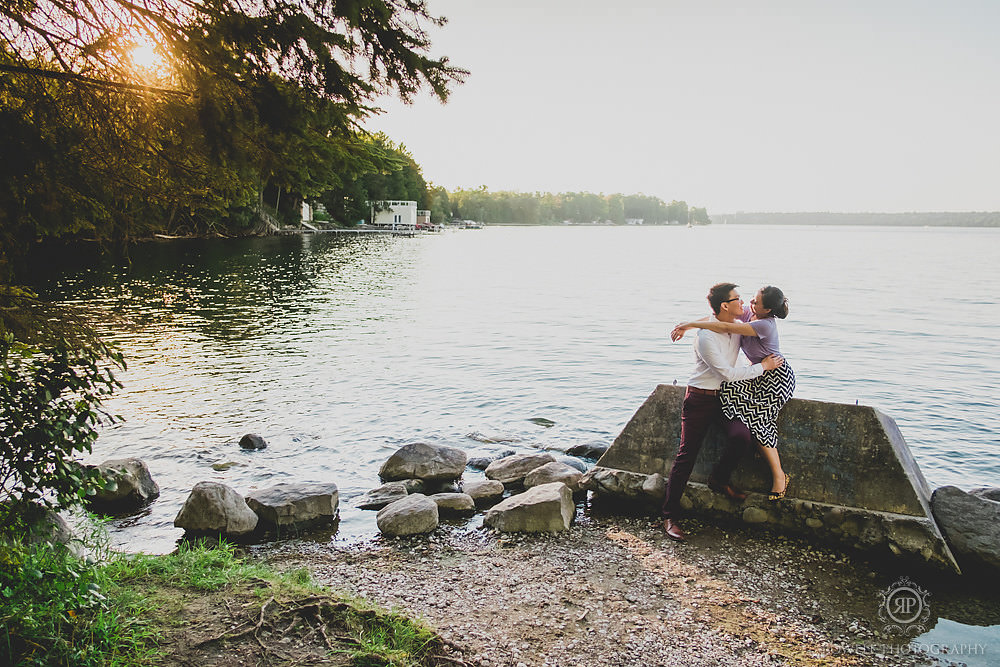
[{"xmin": 0, "ymin": 0, "xmax": 466, "ymax": 276}]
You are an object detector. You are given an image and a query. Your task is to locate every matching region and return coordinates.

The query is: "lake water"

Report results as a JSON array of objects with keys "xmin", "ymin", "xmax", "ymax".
[{"xmin": 24, "ymin": 224, "xmax": 1000, "ymax": 554}]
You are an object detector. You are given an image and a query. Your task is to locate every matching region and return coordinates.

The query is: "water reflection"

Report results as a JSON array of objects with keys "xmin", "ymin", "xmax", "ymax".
[{"xmin": 914, "ymin": 619, "xmax": 998, "ymax": 666}]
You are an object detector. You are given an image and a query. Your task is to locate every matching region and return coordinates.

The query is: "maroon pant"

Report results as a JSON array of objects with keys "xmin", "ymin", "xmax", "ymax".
[{"xmin": 661, "ymin": 389, "xmax": 752, "ymax": 519}]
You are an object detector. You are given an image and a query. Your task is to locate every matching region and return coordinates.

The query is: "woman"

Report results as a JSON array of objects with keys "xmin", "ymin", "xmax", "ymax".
[{"xmin": 672, "ymin": 285, "xmax": 795, "ymax": 500}]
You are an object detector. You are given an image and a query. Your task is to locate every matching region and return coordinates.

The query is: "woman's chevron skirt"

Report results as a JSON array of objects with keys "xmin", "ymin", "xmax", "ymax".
[{"xmin": 720, "ymin": 362, "xmax": 795, "ymax": 448}]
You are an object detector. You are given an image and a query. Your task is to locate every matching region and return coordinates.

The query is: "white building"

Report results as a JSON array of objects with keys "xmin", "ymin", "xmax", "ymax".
[{"xmin": 371, "ymin": 200, "xmax": 417, "ymax": 229}]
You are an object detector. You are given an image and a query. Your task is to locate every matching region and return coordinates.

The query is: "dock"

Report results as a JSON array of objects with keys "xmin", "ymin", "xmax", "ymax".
[{"xmin": 279, "ymin": 226, "xmax": 423, "ymax": 238}]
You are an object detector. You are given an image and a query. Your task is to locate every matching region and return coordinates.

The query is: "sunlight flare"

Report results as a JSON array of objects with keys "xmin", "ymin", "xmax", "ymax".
[{"xmin": 130, "ymin": 41, "xmax": 163, "ymax": 71}]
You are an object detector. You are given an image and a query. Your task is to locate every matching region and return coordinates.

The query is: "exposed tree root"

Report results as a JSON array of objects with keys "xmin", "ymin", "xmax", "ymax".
[{"xmin": 188, "ymin": 591, "xmax": 465, "ymax": 666}]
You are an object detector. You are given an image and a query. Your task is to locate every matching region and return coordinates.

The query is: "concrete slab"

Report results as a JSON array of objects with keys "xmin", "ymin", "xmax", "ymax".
[{"xmin": 586, "ymin": 384, "xmax": 960, "ymax": 572}]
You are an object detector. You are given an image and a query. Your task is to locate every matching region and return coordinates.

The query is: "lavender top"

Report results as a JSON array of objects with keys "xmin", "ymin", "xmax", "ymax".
[{"xmin": 738, "ymin": 306, "xmax": 780, "ymax": 363}]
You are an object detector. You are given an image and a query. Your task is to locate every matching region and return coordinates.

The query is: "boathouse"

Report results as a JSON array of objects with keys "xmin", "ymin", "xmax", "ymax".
[{"xmin": 371, "ymin": 200, "xmax": 417, "ymax": 229}]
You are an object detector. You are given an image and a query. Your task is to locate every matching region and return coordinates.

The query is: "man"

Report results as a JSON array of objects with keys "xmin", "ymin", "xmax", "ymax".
[{"xmin": 661, "ymin": 282, "xmax": 784, "ymax": 541}]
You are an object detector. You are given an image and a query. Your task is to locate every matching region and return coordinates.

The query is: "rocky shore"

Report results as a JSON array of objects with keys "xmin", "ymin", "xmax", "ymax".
[
  {"xmin": 78, "ymin": 429, "xmax": 1000, "ymax": 666},
  {"xmin": 256, "ymin": 507, "xmax": 998, "ymax": 667},
  {"xmin": 81, "ymin": 439, "xmax": 1000, "ymax": 666}
]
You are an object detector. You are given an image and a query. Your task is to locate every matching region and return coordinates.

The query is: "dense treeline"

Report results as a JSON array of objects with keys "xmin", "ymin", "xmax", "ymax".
[
  {"xmin": 435, "ymin": 188, "xmax": 711, "ymax": 225},
  {"xmin": 717, "ymin": 212, "xmax": 1000, "ymax": 227},
  {"xmin": 0, "ymin": 0, "xmax": 465, "ymax": 280}
]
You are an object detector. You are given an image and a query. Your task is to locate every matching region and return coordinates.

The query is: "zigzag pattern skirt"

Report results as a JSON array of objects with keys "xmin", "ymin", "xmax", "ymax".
[{"xmin": 720, "ymin": 362, "xmax": 795, "ymax": 448}]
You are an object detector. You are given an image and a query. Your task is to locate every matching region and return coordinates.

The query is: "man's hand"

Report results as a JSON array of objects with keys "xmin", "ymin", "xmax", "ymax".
[
  {"xmin": 761, "ymin": 354, "xmax": 784, "ymax": 371},
  {"xmin": 670, "ymin": 324, "xmax": 689, "ymax": 342}
]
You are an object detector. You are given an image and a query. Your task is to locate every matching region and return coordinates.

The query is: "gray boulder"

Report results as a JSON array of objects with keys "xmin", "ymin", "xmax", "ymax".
[
  {"xmin": 483, "ymin": 482, "xmax": 575, "ymax": 533},
  {"xmin": 354, "ymin": 482, "xmax": 409, "ymax": 510},
  {"xmin": 245, "ymin": 482, "xmax": 339, "ymax": 529},
  {"xmin": 524, "ymin": 461, "xmax": 584, "ymax": 492},
  {"xmin": 556, "ymin": 456, "xmax": 588, "ymax": 473},
  {"xmin": 1, "ymin": 501, "xmax": 80, "ymax": 555},
  {"xmin": 379, "ymin": 443, "xmax": 467, "ymax": 482},
  {"xmin": 566, "ymin": 441, "xmax": 609, "ymax": 460},
  {"xmin": 970, "ymin": 487, "xmax": 1000, "ymax": 502},
  {"xmin": 463, "ymin": 479, "xmax": 506, "ymax": 507},
  {"xmin": 467, "ymin": 457, "xmax": 493, "ymax": 471},
  {"xmin": 88, "ymin": 457, "xmax": 160, "ymax": 510},
  {"xmin": 427, "ymin": 480, "xmax": 463, "ymax": 494},
  {"xmin": 174, "ymin": 481, "xmax": 258, "ymax": 536},
  {"xmin": 239, "ymin": 434, "xmax": 267, "ymax": 450},
  {"xmin": 641, "ymin": 472, "xmax": 666, "ymax": 500},
  {"xmin": 430, "ymin": 493, "xmax": 477, "ymax": 517},
  {"xmin": 400, "ymin": 479, "xmax": 426, "ymax": 494},
  {"xmin": 485, "ymin": 452, "xmax": 556, "ymax": 487},
  {"xmin": 581, "ymin": 467, "xmax": 664, "ymax": 500},
  {"xmin": 376, "ymin": 494, "xmax": 439, "ymax": 536},
  {"xmin": 931, "ymin": 485, "xmax": 1000, "ymax": 571},
  {"xmin": 467, "ymin": 450, "xmax": 516, "ymax": 471}
]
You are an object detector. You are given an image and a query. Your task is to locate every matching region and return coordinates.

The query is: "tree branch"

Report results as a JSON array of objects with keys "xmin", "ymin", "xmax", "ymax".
[{"xmin": 0, "ymin": 62, "xmax": 192, "ymax": 97}]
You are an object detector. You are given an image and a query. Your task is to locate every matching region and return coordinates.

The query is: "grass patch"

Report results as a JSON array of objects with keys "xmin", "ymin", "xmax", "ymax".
[
  {"xmin": 0, "ymin": 536, "xmax": 159, "ymax": 666},
  {"xmin": 2, "ymin": 537, "xmax": 454, "ymax": 666}
]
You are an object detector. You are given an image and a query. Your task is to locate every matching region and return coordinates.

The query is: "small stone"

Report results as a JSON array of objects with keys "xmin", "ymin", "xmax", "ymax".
[
  {"xmin": 428, "ymin": 480, "xmax": 463, "ymax": 494},
  {"xmin": 485, "ymin": 453, "xmax": 556, "ymax": 487},
  {"xmin": 355, "ymin": 482, "xmax": 409, "ymax": 511},
  {"xmin": 641, "ymin": 473, "xmax": 666, "ymax": 499},
  {"xmin": 376, "ymin": 494, "xmax": 439, "ymax": 536},
  {"xmin": 463, "ymin": 479, "xmax": 506, "ymax": 507},
  {"xmin": 239, "ymin": 434, "xmax": 267, "ymax": 450},
  {"xmin": 400, "ymin": 479, "xmax": 425, "ymax": 494},
  {"xmin": 970, "ymin": 486, "xmax": 1000, "ymax": 502},
  {"xmin": 467, "ymin": 456, "xmax": 494, "ymax": 471},
  {"xmin": 524, "ymin": 462, "xmax": 584, "ymax": 492},
  {"xmin": 743, "ymin": 507, "xmax": 769, "ymax": 524},
  {"xmin": 556, "ymin": 456, "xmax": 589, "ymax": 473},
  {"xmin": 565, "ymin": 441, "xmax": 609, "ymax": 460},
  {"xmin": 430, "ymin": 493, "xmax": 476, "ymax": 517}
]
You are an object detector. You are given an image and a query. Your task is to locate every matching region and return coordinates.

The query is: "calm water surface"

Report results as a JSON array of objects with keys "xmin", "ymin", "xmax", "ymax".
[{"xmin": 24, "ymin": 225, "xmax": 1000, "ymax": 556}]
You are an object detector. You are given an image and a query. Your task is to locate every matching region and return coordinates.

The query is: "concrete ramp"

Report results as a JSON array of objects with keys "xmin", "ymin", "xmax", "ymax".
[{"xmin": 585, "ymin": 384, "xmax": 960, "ymax": 573}]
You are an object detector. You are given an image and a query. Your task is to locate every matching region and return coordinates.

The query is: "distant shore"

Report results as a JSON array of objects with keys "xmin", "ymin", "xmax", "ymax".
[{"xmin": 713, "ymin": 211, "xmax": 1000, "ymax": 227}]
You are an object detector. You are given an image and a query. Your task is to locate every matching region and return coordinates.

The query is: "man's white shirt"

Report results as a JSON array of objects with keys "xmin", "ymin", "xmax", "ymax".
[{"xmin": 687, "ymin": 318, "xmax": 764, "ymax": 389}]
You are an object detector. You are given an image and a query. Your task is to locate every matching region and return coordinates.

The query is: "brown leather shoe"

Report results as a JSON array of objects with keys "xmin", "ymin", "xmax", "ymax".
[
  {"xmin": 663, "ymin": 519, "xmax": 686, "ymax": 542},
  {"xmin": 707, "ymin": 477, "xmax": 748, "ymax": 502}
]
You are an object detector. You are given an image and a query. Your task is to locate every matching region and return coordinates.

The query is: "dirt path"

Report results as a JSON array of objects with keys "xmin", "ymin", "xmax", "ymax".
[{"xmin": 257, "ymin": 511, "xmax": 955, "ymax": 666}]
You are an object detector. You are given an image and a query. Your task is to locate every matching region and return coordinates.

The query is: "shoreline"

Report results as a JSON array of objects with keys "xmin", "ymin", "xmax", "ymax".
[{"xmin": 254, "ymin": 508, "xmax": 1000, "ymax": 667}]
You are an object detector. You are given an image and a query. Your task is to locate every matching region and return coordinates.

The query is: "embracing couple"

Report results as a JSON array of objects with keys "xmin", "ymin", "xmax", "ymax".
[{"xmin": 661, "ymin": 282, "xmax": 795, "ymax": 542}]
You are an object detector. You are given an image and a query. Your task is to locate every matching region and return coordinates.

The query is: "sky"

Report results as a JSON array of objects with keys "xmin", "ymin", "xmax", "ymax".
[{"xmin": 365, "ymin": 0, "xmax": 1000, "ymax": 214}]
